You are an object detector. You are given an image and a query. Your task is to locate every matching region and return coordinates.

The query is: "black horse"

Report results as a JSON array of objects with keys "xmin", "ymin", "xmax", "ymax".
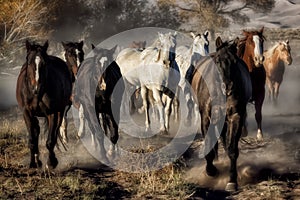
[
  {"xmin": 188, "ymin": 37, "xmax": 252, "ymax": 191},
  {"xmin": 73, "ymin": 45, "xmax": 124, "ymax": 162},
  {"xmin": 16, "ymin": 40, "xmax": 72, "ymax": 168}
]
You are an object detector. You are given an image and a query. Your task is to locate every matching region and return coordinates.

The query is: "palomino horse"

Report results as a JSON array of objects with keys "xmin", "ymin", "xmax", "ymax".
[
  {"xmin": 116, "ymin": 32, "xmax": 179, "ymax": 134},
  {"xmin": 189, "ymin": 37, "xmax": 251, "ymax": 191},
  {"xmin": 59, "ymin": 41, "xmax": 85, "ymax": 145},
  {"xmin": 73, "ymin": 45, "xmax": 124, "ymax": 160},
  {"xmin": 237, "ymin": 27, "xmax": 266, "ymax": 140},
  {"xmin": 16, "ymin": 40, "xmax": 72, "ymax": 168},
  {"xmin": 175, "ymin": 31, "xmax": 209, "ymax": 124},
  {"xmin": 263, "ymin": 40, "xmax": 292, "ymax": 104}
]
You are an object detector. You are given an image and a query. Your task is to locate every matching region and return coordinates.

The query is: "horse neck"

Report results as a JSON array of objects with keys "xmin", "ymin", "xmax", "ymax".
[{"xmin": 242, "ymin": 44, "xmax": 255, "ymax": 72}]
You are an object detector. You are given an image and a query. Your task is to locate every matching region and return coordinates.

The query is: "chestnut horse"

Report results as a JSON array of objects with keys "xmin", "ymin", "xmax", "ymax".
[
  {"xmin": 263, "ymin": 40, "xmax": 292, "ymax": 104},
  {"xmin": 16, "ymin": 40, "xmax": 72, "ymax": 168},
  {"xmin": 237, "ymin": 27, "xmax": 266, "ymax": 140},
  {"xmin": 189, "ymin": 37, "xmax": 251, "ymax": 191}
]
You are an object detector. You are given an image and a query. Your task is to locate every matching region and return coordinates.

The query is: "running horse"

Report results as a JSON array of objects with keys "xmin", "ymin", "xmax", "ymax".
[
  {"xmin": 263, "ymin": 40, "xmax": 292, "ymax": 104},
  {"xmin": 116, "ymin": 32, "xmax": 179, "ymax": 134},
  {"xmin": 188, "ymin": 37, "xmax": 252, "ymax": 191},
  {"xmin": 16, "ymin": 40, "xmax": 72, "ymax": 168},
  {"xmin": 59, "ymin": 41, "xmax": 84, "ymax": 144},
  {"xmin": 237, "ymin": 27, "xmax": 266, "ymax": 140},
  {"xmin": 176, "ymin": 31, "xmax": 209, "ymax": 124},
  {"xmin": 73, "ymin": 45, "xmax": 124, "ymax": 161}
]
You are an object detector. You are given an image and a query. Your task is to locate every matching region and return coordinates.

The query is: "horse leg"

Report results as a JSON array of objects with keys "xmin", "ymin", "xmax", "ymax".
[
  {"xmin": 172, "ymin": 88, "xmax": 180, "ymax": 122},
  {"xmin": 77, "ymin": 104, "xmax": 85, "ymax": 139},
  {"xmin": 103, "ymin": 111, "xmax": 119, "ymax": 158},
  {"xmin": 255, "ymin": 97, "xmax": 264, "ymax": 141},
  {"xmin": 173, "ymin": 96, "xmax": 179, "ymax": 122},
  {"xmin": 224, "ymin": 113, "xmax": 242, "ymax": 192},
  {"xmin": 46, "ymin": 113, "xmax": 59, "ymax": 169},
  {"xmin": 152, "ymin": 89, "xmax": 166, "ymax": 134},
  {"xmin": 164, "ymin": 95, "xmax": 173, "ymax": 133},
  {"xmin": 201, "ymin": 110, "xmax": 218, "ymax": 176},
  {"xmin": 24, "ymin": 110, "xmax": 42, "ymax": 168},
  {"xmin": 266, "ymin": 78, "xmax": 273, "ymax": 102},
  {"xmin": 274, "ymin": 82, "xmax": 280, "ymax": 106},
  {"xmin": 141, "ymin": 86, "xmax": 151, "ymax": 132},
  {"xmin": 59, "ymin": 105, "xmax": 71, "ymax": 145},
  {"xmin": 185, "ymin": 94, "xmax": 194, "ymax": 126}
]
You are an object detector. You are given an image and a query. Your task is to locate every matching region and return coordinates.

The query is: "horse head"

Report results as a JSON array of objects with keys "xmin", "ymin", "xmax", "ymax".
[
  {"xmin": 156, "ymin": 32, "xmax": 177, "ymax": 65},
  {"xmin": 25, "ymin": 40, "xmax": 48, "ymax": 94},
  {"xmin": 239, "ymin": 27, "xmax": 265, "ymax": 70},
  {"xmin": 278, "ymin": 40, "xmax": 292, "ymax": 65},
  {"xmin": 215, "ymin": 37, "xmax": 240, "ymax": 94},
  {"xmin": 190, "ymin": 30, "xmax": 209, "ymax": 56},
  {"xmin": 92, "ymin": 45, "xmax": 118, "ymax": 70},
  {"xmin": 62, "ymin": 41, "xmax": 84, "ymax": 78}
]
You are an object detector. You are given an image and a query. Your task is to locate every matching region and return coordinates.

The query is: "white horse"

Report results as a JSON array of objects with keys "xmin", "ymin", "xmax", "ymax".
[
  {"xmin": 174, "ymin": 31, "xmax": 210, "ymax": 124},
  {"xmin": 116, "ymin": 32, "xmax": 179, "ymax": 134}
]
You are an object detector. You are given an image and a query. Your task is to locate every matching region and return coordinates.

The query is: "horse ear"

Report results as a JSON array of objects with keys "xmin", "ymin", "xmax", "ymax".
[
  {"xmin": 91, "ymin": 44, "xmax": 96, "ymax": 50},
  {"xmin": 61, "ymin": 42, "xmax": 67, "ymax": 50},
  {"xmin": 174, "ymin": 31, "xmax": 177, "ymax": 37},
  {"xmin": 110, "ymin": 45, "xmax": 118, "ymax": 53},
  {"xmin": 233, "ymin": 37, "xmax": 239, "ymax": 45},
  {"xmin": 204, "ymin": 30, "xmax": 209, "ymax": 38},
  {"xmin": 242, "ymin": 30, "xmax": 248, "ymax": 36},
  {"xmin": 190, "ymin": 32, "xmax": 196, "ymax": 39},
  {"xmin": 286, "ymin": 39, "xmax": 289, "ymax": 44},
  {"xmin": 43, "ymin": 40, "xmax": 49, "ymax": 51},
  {"xmin": 78, "ymin": 41, "xmax": 84, "ymax": 49},
  {"xmin": 215, "ymin": 37, "xmax": 223, "ymax": 49},
  {"xmin": 25, "ymin": 40, "xmax": 31, "ymax": 51},
  {"xmin": 260, "ymin": 26, "xmax": 264, "ymax": 33}
]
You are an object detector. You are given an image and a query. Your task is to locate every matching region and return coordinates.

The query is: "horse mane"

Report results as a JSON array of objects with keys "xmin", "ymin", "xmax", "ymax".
[
  {"xmin": 264, "ymin": 42, "xmax": 280, "ymax": 59},
  {"xmin": 237, "ymin": 37, "xmax": 247, "ymax": 58}
]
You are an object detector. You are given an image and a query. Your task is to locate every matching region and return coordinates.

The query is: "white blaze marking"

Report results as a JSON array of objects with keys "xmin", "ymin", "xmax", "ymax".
[
  {"xmin": 35, "ymin": 56, "xmax": 41, "ymax": 85},
  {"xmin": 75, "ymin": 49, "xmax": 80, "ymax": 66},
  {"xmin": 99, "ymin": 56, "xmax": 108, "ymax": 67},
  {"xmin": 253, "ymin": 35, "xmax": 263, "ymax": 57}
]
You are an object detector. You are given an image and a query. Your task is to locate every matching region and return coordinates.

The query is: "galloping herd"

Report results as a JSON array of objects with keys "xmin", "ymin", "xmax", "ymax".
[{"xmin": 16, "ymin": 27, "xmax": 292, "ymax": 192}]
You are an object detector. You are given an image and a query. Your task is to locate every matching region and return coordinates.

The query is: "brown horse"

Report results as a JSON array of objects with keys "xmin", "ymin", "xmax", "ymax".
[
  {"xmin": 189, "ymin": 37, "xmax": 251, "ymax": 191},
  {"xmin": 16, "ymin": 40, "xmax": 72, "ymax": 168},
  {"xmin": 237, "ymin": 27, "xmax": 266, "ymax": 141},
  {"xmin": 263, "ymin": 40, "xmax": 292, "ymax": 104},
  {"xmin": 59, "ymin": 41, "xmax": 85, "ymax": 144}
]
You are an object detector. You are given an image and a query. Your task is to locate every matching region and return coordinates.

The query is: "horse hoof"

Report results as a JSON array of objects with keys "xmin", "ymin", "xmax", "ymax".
[
  {"xmin": 257, "ymin": 134, "xmax": 263, "ymax": 141},
  {"xmin": 225, "ymin": 182, "xmax": 238, "ymax": 192},
  {"xmin": 48, "ymin": 157, "xmax": 58, "ymax": 169},
  {"xmin": 206, "ymin": 165, "xmax": 218, "ymax": 177},
  {"xmin": 29, "ymin": 160, "xmax": 43, "ymax": 168},
  {"xmin": 159, "ymin": 130, "xmax": 169, "ymax": 135}
]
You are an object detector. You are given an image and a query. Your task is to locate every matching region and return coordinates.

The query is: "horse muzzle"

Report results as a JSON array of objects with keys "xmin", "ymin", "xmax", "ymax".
[
  {"xmin": 286, "ymin": 57, "xmax": 293, "ymax": 65},
  {"xmin": 254, "ymin": 55, "xmax": 265, "ymax": 67}
]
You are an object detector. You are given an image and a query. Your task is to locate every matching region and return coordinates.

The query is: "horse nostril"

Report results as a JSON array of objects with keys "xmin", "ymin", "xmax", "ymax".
[{"xmin": 261, "ymin": 56, "xmax": 265, "ymax": 62}]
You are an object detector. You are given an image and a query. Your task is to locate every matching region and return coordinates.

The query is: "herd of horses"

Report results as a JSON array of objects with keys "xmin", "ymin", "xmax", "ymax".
[{"xmin": 15, "ymin": 27, "xmax": 293, "ymax": 192}]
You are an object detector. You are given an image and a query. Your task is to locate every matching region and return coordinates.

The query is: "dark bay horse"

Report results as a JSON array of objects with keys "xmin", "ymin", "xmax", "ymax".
[
  {"xmin": 16, "ymin": 40, "xmax": 72, "ymax": 168},
  {"xmin": 237, "ymin": 27, "xmax": 266, "ymax": 140},
  {"xmin": 263, "ymin": 40, "xmax": 292, "ymax": 104},
  {"xmin": 59, "ymin": 41, "xmax": 85, "ymax": 144},
  {"xmin": 189, "ymin": 37, "xmax": 252, "ymax": 191},
  {"xmin": 74, "ymin": 45, "xmax": 124, "ymax": 161}
]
